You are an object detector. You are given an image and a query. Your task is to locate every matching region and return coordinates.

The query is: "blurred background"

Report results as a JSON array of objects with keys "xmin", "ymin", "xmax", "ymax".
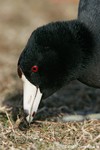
[{"xmin": 0, "ymin": 0, "xmax": 100, "ymax": 120}]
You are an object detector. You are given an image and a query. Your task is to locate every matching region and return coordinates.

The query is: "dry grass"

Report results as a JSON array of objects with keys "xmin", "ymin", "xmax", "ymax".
[
  {"xmin": 0, "ymin": 108, "xmax": 100, "ymax": 150},
  {"xmin": 0, "ymin": 0, "xmax": 100, "ymax": 149}
]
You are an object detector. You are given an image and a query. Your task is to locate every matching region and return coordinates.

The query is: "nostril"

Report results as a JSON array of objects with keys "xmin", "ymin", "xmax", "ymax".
[
  {"xmin": 24, "ymin": 109, "xmax": 29, "ymax": 117},
  {"xmin": 32, "ymin": 112, "xmax": 36, "ymax": 117}
]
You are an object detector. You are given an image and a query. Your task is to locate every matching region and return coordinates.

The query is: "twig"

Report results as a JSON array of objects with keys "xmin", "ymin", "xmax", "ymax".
[{"xmin": 5, "ymin": 111, "xmax": 17, "ymax": 143}]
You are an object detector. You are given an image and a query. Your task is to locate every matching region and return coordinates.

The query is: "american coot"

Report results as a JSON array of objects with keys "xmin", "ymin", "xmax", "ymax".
[{"xmin": 18, "ymin": 0, "xmax": 100, "ymax": 124}]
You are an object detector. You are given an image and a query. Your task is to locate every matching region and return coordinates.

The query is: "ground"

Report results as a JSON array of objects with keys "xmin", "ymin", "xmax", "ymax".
[{"xmin": 0, "ymin": 0, "xmax": 100, "ymax": 149}]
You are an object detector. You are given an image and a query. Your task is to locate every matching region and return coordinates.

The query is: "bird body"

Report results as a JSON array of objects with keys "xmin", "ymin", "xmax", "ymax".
[{"xmin": 78, "ymin": 0, "xmax": 100, "ymax": 87}]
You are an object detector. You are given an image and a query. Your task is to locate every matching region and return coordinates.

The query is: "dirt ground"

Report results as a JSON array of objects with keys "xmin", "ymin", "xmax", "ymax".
[{"xmin": 0, "ymin": 0, "xmax": 100, "ymax": 149}]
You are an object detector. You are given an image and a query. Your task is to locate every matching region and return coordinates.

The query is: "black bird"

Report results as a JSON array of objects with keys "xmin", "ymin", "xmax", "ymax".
[{"xmin": 18, "ymin": 0, "xmax": 100, "ymax": 124}]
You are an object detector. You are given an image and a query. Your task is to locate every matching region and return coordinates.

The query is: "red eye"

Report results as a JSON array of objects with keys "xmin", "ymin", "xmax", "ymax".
[{"xmin": 31, "ymin": 65, "xmax": 38, "ymax": 72}]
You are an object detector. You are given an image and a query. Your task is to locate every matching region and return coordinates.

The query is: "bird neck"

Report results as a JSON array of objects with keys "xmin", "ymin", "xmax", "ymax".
[
  {"xmin": 67, "ymin": 19, "xmax": 94, "ymax": 66},
  {"xmin": 58, "ymin": 20, "xmax": 94, "ymax": 81}
]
